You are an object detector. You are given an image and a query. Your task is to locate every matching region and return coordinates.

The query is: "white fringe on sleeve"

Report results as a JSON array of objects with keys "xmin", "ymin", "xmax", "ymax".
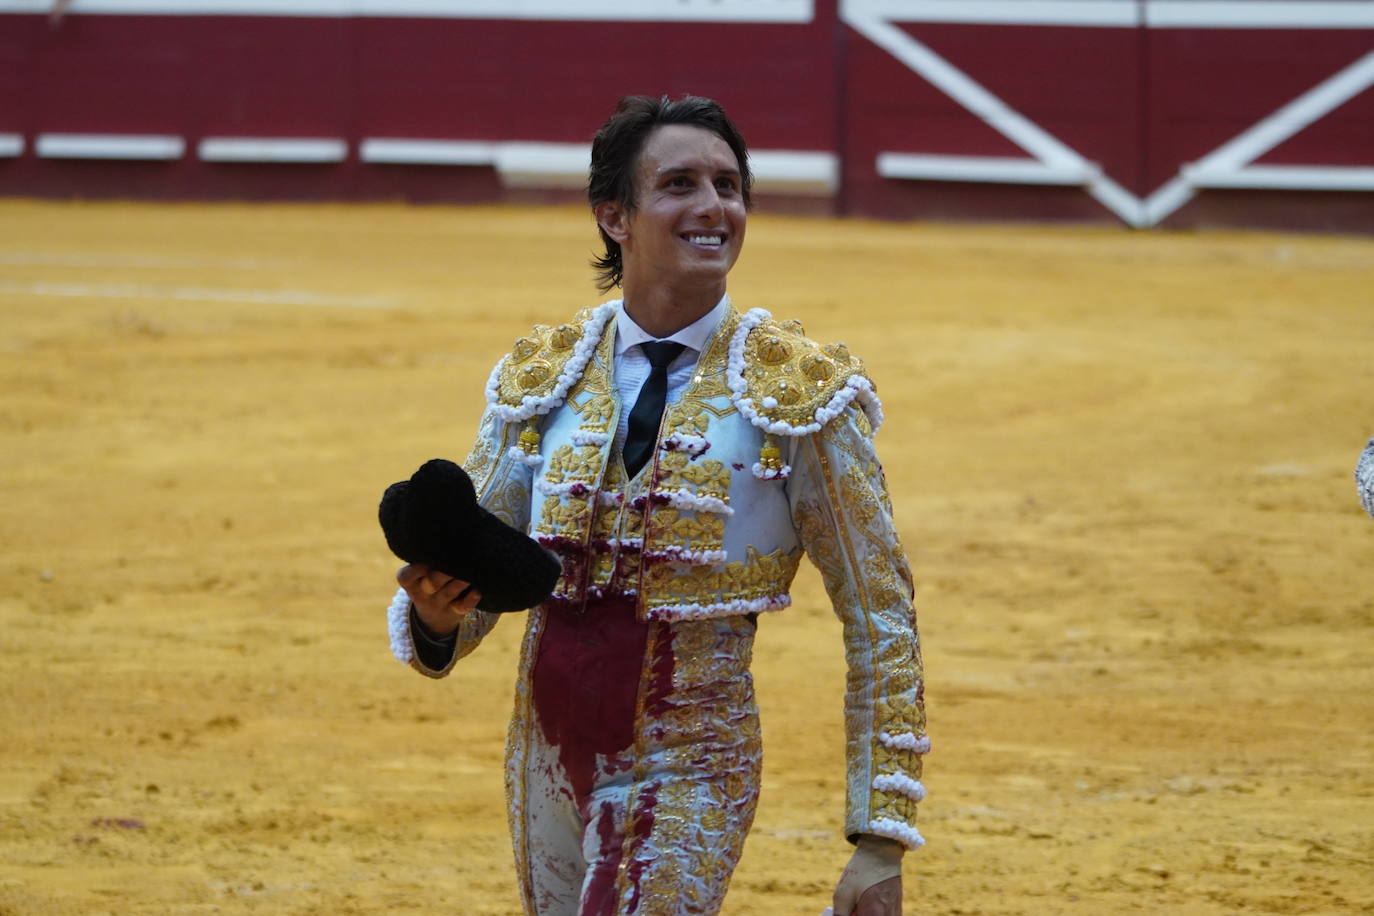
[
  {"xmin": 878, "ymin": 731, "xmax": 931, "ymax": 755},
  {"xmin": 873, "ymin": 773, "xmax": 927, "ymax": 802},
  {"xmin": 866, "ymin": 817, "xmax": 926, "ymax": 850},
  {"xmin": 387, "ymin": 587, "xmax": 414, "ymax": 664}
]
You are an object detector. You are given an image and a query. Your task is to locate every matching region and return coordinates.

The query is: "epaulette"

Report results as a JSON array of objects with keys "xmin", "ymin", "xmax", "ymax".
[
  {"xmin": 726, "ymin": 308, "xmax": 884, "ymax": 479},
  {"xmin": 485, "ymin": 301, "xmax": 618, "ymax": 466}
]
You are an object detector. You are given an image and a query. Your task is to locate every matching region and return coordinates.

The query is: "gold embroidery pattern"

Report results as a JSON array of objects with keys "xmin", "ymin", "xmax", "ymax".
[
  {"xmin": 616, "ymin": 619, "xmax": 762, "ymax": 915},
  {"xmin": 645, "ymin": 546, "xmax": 802, "ymax": 608},
  {"xmin": 462, "ymin": 413, "xmax": 497, "ymax": 495},
  {"xmin": 794, "ymin": 498, "xmax": 857, "ymax": 609},
  {"xmin": 536, "ymin": 444, "xmax": 603, "ymax": 541},
  {"xmin": 741, "ymin": 317, "xmax": 868, "ymax": 430},
  {"xmin": 655, "ymin": 451, "xmax": 732, "ymax": 500},
  {"xmin": 665, "ymin": 311, "xmax": 738, "ymax": 417},
  {"xmin": 483, "ymin": 473, "xmax": 531, "ymax": 531},
  {"xmin": 805, "ymin": 416, "xmax": 926, "ymax": 836},
  {"xmin": 505, "ymin": 605, "xmax": 549, "ymax": 913},
  {"xmin": 493, "ymin": 307, "xmax": 597, "ymax": 406}
]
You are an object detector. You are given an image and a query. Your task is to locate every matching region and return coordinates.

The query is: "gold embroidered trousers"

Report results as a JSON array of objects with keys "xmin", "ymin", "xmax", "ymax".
[{"xmin": 508, "ymin": 592, "xmax": 762, "ymax": 915}]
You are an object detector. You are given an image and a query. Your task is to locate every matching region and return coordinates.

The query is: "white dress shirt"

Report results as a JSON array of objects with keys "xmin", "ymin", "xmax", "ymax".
[{"xmin": 611, "ymin": 295, "xmax": 729, "ymax": 454}]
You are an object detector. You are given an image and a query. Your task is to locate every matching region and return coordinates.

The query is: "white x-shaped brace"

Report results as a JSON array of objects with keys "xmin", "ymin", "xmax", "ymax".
[{"xmin": 843, "ymin": 1, "xmax": 1374, "ymax": 226}]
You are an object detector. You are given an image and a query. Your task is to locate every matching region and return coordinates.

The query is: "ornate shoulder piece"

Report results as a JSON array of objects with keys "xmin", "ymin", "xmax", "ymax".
[
  {"xmin": 485, "ymin": 300, "xmax": 618, "ymax": 466},
  {"xmin": 726, "ymin": 308, "xmax": 884, "ymax": 479}
]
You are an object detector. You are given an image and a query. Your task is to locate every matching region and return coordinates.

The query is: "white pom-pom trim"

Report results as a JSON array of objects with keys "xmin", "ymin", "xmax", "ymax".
[
  {"xmin": 661, "ymin": 488, "xmax": 733, "ymax": 516},
  {"xmin": 485, "ymin": 301, "xmax": 618, "ymax": 423},
  {"xmin": 879, "ymin": 732, "xmax": 932, "ymax": 755},
  {"xmin": 643, "ymin": 545, "xmax": 728, "ymax": 566},
  {"xmin": 644, "ymin": 593, "xmax": 789, "ymax": 622},
  {"xmin": 535, "ymin": 479, "xmax": 595, "ymax": 499},
  {"xmin": 661, "ymin": 433, "xmax": 710, "ymax": 458},
  {"xmin": 1357, "ymin": 438, "xmax": 1374, "ymax": 519},
  {"xmin": 571, "ymin": 429, "xmax": 610, "ymax": 448},
  {"xmin": 387, "ymin": 587, "xmax": 414, "ymax": 664},
  {"xmin": 597, "ymin": 491, "xmax": 624, "ymax": 507},
  {"xmin": 873, "ymin": 773, "xmax": 927, "ymax": 802},
  {"xmin": 725, "ymin": 308, "xmax": 884, "ymax": 437},
  {"xmin": 866, "ymin": 818, "xmax": 926, "ymax": 850},
  {"xmin": 752, "ymin": 462, "xmax": 791, "ymax": 481},
  {"xmin": 506, "ymin": 445, "xmax": 544, "ymax": 469}
]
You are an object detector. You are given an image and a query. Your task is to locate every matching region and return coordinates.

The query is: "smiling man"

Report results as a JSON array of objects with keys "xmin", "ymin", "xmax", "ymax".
[{"xmin": 387, "ymin": 95, "xmax": 927, "ymax": 916}]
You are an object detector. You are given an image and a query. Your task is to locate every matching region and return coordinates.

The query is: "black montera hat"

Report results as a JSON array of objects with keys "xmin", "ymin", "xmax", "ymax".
[{"xmin": 379, "ymin": 458, "xmax": 561, "ymax": 613}]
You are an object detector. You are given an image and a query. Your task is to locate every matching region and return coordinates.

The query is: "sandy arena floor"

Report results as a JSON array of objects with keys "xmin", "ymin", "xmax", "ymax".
[{"xmin": 1, "ymin": 199, "xmax": 1372, "ymax": 915}]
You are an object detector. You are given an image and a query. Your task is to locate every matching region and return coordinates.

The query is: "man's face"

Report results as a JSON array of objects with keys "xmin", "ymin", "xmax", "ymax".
[{"xmin": 616, "ymin": 124, "xmax": 747, "ymax": 293}]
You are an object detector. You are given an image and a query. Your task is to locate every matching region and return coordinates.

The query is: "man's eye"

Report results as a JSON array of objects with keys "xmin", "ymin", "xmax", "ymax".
[{"xmin": 716, "ymin": 178, "xmax": 738, "ymax": 192}]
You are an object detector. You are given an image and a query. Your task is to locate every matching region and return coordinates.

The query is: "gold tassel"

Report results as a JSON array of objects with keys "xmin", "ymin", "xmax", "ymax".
[
  {"xmin": 518, "ymin": 418, "xmax": 541, "ymax": 455},
  {"xmin": 759, "ymin": 434, "xmax": 783, "ymax": 473}
]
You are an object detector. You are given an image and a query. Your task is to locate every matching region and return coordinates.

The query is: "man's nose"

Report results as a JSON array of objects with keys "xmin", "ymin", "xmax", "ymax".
[{"xmin": 695, "ymin": 185, "xmax": 724, "ymax": 220}]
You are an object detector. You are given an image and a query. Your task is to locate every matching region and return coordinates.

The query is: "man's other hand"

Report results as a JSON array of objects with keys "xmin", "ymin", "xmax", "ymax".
[{"xmin": 831, "ymin": 835, "xmax": 904, "ymax": 915}]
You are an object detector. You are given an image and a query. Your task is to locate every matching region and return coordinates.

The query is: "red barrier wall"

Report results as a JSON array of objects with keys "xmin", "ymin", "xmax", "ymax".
[{"xmin": 1, "ymin": 1, "xmax": 1370, "ymax": 232}]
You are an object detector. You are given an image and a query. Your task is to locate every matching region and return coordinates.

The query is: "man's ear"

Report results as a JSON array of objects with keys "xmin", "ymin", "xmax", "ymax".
[{"xmin": 595, "ymin": 201, "xmax": 631, "ymax": 245}]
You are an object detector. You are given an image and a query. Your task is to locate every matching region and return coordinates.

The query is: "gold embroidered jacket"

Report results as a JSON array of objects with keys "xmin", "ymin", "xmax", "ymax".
[{"xmin": 391, "ymin": 301, "xmax": 929, "ymax": 849}]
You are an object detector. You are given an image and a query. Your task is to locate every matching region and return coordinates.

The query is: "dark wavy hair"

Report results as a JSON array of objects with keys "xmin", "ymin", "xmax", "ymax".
[{"xmin": 588, "ymin": 95, "xmax": 753, "ymax": 292}]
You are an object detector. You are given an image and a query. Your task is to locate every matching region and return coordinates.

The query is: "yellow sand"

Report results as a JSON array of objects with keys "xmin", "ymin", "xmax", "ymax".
[{"xmin": 1, "ymin": 199, "xmax": 1372, "ymax": 915}]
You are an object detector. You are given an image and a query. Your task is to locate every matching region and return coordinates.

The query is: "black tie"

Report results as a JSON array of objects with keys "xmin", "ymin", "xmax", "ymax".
[{"xmin": 624, "ymin": 341, "xmax": 686, "ymax": 479}]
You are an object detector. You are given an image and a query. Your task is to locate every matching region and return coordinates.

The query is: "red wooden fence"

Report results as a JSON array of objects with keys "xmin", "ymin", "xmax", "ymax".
[{"xmin": 2, "ymin": 0, "xmax": 1370, "ymax": 231}]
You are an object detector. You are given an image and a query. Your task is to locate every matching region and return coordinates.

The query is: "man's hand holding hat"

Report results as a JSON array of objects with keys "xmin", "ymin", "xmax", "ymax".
[
  {"xmin": 396, "ymin": 563, "xmax": 482, "ymax": 637},
  {"xmin": 379, "ymin": 458, "xmax": 561, "ymax": 615}
]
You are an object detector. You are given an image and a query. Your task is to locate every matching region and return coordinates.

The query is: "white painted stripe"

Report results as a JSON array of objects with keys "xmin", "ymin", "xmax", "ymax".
[
  {"xmin": 0, "ymin": 280, "xmax": 398, "ymax": 308},
  {"xmin": 847, "ymin": 0, "xmax": 1374, "ymax": 228},
  {"xmin": 1184, "ymin": 164, "xmax": 1374, "ymax": 190},
  {"xmin": 6, "ymin": 0, "xmax": 1370, "ymax": 26},
  {"xmin": 845, "ymin": 0, "xmax": 1138, "ymax": 28},
  {"xmin": 1184, "ymin": 51, "xmax": 1374, "ymax": 172},
  {"xmin": 1086, "ymin": 174, "xmax": 1149, "ymax": 228},
  {"xmin": 1148, "ymin": 2, "xmax": 1374, "ymax": 29},
  {"xmin": 0, "ymin": 0, "xmax": 814, "ymax": 22},
  {"xmin": 355, "ymin": 139, "xmax": 837, "ymax": 192},
  {"xmin": 0, "ymin": 134, "xmax": 22, "ymax": 157},
  {"xmin": 493, "ymin": 141, "xmax": 590, "ymax": 189},
  {"xmin": 843, "ymin": 14, "xmax": 1088, "ymax": 170},
  {"xmin": 359, "ymin": 138, "xmax": 496, "ymax": 165},
  {"xmin": 877, "ymin": 152, "xmax": 1098, "ymax": 185},
  {"xmin": 35, "ymin": 133, "xmax": 184, "ymax": 160},
  {"xmin": 198, "ymin": 137, "xmax": 348, "ymax": 163},
  {"xmin": 749, "ymin": 149, "xmax": 838, "ymax": 192},
  {"xmin": 1141, "ymin": 176, "xmax": 1195, "ymax": 226},
  {"xmin": 845, "ymin": 0, "xmax": 1374, "ymax": 29},
  {"xmin": 847, "ymin": 7, "xmax": 1148, "ymax": 225}
]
